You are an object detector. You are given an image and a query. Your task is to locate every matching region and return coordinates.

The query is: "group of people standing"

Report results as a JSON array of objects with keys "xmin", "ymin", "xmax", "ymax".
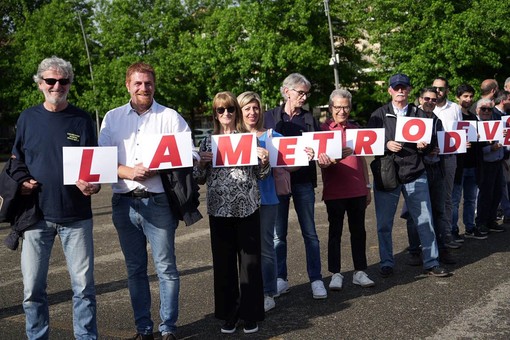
[{"xmin": 5, "ymin": 54, "xmax": 510, "ymax": 340}]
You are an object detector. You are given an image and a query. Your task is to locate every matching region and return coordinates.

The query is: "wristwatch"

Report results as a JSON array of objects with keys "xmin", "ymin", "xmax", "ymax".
[{"xmin": 366, "ymin": 184, "xmax": 373, "ymax": 189}]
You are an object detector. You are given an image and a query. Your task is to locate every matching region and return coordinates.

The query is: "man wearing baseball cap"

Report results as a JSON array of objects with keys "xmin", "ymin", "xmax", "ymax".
[{"xmin": 366, "ymin": 73, "xmax": 449, "ymax": 278}]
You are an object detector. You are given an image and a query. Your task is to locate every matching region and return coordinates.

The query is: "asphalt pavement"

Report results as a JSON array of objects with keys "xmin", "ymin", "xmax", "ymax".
[{"xmin": 1, "ymin": 166, "xmax": 510, "ymax": 339}]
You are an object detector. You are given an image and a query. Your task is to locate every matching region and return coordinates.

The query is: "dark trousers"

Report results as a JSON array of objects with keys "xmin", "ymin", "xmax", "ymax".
[
  {"xmin": 476, "ymin": 160, "xmax": 503, "ymax": 226},
  {"xmin": 325, "ymin": 196, "xmax": 368, "ymax": 273},
  {"xmin": 209, "ymin": 211, "xmax": 264, "ymax": 322}
]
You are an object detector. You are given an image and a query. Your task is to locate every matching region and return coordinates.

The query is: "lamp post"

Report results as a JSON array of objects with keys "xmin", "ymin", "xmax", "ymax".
[{"xmin": 324, "ymin": 0, "xmax": 339, "ymax": 89}]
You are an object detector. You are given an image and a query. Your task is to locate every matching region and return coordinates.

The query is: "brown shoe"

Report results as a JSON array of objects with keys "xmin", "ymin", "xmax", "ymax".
[
  {"xmin": 162, "ymin": 333, "xmax": 177, "ymax": 340},
  {"xmin": 406, "ymin": 253, "xmax": 422, "ymax": 266},
  {"xmin": 439, "ymin": 250, "xmax": 456, "ymax": 264}
]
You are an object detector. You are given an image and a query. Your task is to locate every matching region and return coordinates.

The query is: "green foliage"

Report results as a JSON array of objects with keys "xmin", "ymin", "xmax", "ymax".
[{"xmin": 2, "ymin": 0, "xmax": 510, "ymax": 130}]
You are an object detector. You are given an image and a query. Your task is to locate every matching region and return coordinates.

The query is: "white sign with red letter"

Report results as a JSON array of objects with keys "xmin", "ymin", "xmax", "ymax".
[
  {"xmin": 301, "ymin": 131, "xmax": 343, "ymax": 160},
  {"xmin": 477, "ymin": 121, "xmax": 504, "ymax": 142},
  {"xmin": 446, "ymin": 120, "xmax": 478, "ymax": 142},
  {"xmin": 266, "ymin": 136, "xmax": 310, "ymax": 167},
  {"xmin": 395, "ymin": 116, "xmax": 433, "ymax": 144},
  {"xmin": 212, "ymin": 133, "xmax": 258, "ymax": 167},
  {"xmin": 63, "ymin": 146, "xmax": 118, "ymax": 185},
  {"xmin": 346, "ymin": 128, "xmax": 385, "ymax": 156},
  {"xmin": 438, "ymin": 130, "xmax": 467, "ymax": 154},
  {"xmin": 139, "ymin": 132, "xmax": 194, "ymax": 169}
]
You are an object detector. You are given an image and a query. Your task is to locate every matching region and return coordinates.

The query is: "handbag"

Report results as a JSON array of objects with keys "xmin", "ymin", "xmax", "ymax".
[
  {"xmin": 267, "ymin": 128, "xmax": 291, "ymax": 195},
  {"xmin": 370, "ymin": 154, "xmax": 399, "ymax": 191}
]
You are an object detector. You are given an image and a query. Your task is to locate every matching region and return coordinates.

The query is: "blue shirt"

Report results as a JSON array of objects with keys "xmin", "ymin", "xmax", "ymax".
[
  {"xmin": 258, "ymin": 130, "xmax": 280, "ymax": 205},
  {"xmin": 12, "ymin": 104, "xmax": 97, "ymax": 223}
]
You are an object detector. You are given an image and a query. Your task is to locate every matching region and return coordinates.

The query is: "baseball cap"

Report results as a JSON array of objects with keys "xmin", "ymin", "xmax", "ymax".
[{"xmin": 389, "ymin": 73, "xmax": 411, "ymax": 88}]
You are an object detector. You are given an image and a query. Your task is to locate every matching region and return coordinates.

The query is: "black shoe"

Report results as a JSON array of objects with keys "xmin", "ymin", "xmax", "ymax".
[
  {"xmin": 243, "ymin": 321, "xmax": 259, "ymax": 334},
  {"xmin": 406, "ymin": 253, "xmax": 422, "ymax": 266},
  {"xmin": 424, "ymin": 266, "xmax": 449, "ymax": 277},
  {"xmin": 464, "ymin": 229, "xmax": 488, "ymax": 240},
  {"xmin": 221, "ymin": 320, "xmax": 237, "ymax": 334},
  {"xmin": 132, "ymin": 333, "xmax": 154, "ymax": 340},
  {"xmin": 439, "ymin": 250, "xmax": 456, "ymax": 264},
  {"xmin": 379, "ymin": 266, "xmax": 393, "ymax": 278},
  {"xmin": 452, "ymin": 232, "xmax": 464, "ymax": 243},
  {"xmin": 444, "ymin": 240, "xmax": 462, "ymax": 249},
  {"xmin": 489, "ymin": 223, "xmax": 505, "ymax": 233}
]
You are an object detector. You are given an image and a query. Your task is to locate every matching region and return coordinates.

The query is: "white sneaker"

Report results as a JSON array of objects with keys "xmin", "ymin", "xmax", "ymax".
[
  {"xmin": 329, "ymin": 273, "xmax": 344, "ymax": 291},
  {"xmin": 276, "ymin": 278, "xmax": 289, "ymax": 296},
  {"xmin": 311, "ymin": 280, "xmax": 327, "ymax": 299},
  {"xmin": 352, "ymin": 271, "xmax": 375, "ymax": 287},
  {"xmin": 264, "ymin": 295, "xmax": 275, "ymax": 312}
]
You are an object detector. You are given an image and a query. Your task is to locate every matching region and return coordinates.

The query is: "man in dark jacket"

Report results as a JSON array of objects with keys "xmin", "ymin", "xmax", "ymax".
[
  {"xmin": 264, "ymin": 73, "xmax": 327, "ymax": 299},
  {"xmin": 367, "ymin": 73, "xmax": 448, "ymax": 278}
]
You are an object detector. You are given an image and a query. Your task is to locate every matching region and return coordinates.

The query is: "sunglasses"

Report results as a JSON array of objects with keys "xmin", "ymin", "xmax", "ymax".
[
  {"xmin": 42, "ymin": 78, "xmax": 70, "ymax": 86},
  {"xmin": 422, "ymin": 97, "xmax": 438, "ymax": 103},
  {"xmin": 479, "ymin": 107, "xmax": 493, "ymax": 113},
  {"xmin": 433, "ymin": 86, "xmax": 446, "ymax": 92},
  {"xmin": 215, "ymin": 106, "xmax": 235, "ymax": 115}
]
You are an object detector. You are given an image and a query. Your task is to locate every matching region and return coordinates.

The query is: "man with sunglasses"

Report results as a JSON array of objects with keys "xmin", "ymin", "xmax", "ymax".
[
  {"xmin": 99, "ymin": 62, "xmax": 193, "ymax": 340},
  {"xmin": 264, "ymin": 73, "xmax": 327, "ymax": 300},
  {"xmin": 431, "ymin": 77, "xmax": 463, "ymax": 250},
  {"xmin": 11, "ymin": 56, "xmax": 100, "ymax": 339},
  {"xmin": 405, "ymin": 87, "xmax": 456, "ymax": 266},
  {"xmin": 475, "ymin": 99, "xmax": 506, "ymax": 235}
]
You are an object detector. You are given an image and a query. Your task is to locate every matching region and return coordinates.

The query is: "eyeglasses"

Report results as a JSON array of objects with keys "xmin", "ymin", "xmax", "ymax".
[
  {"xmin": 291, "ymin": 89, "xmax": 311, "ymax": 98},
  {"xmin": 215, "ymin": 106, "xmax": 236, "ymax": 115},
  {"xmin": 332, "ymin": 105, "xmax": 350, "ymax": 111},
  {"xmin": 42, "ymin": 78, "xmax": 70, "ymax": 86},
  {"xmin": 422, "ymin": 97, "xmax": 438, "ymax": 103},
  {"xmin": 433, "ymin": 86, "xmax": 446, "ymax": 92},
  {"xmin": 479, "ymin": 107, "xmax": 493, "ymax": 113}
]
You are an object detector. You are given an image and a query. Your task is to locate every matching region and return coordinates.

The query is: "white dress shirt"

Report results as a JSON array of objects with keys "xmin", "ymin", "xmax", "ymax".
[{"xmin": 99, "ymin": 100, "xmax": 193, "ymax": 194}]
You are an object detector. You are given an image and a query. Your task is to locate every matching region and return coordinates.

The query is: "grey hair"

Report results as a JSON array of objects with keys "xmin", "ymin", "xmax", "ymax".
[
  {"xmin": 476, "ymin": 98, "xmax": 493, "ymax": 109},
  {"xmin": 329, "ymin": 89, "xmax": 352, "ymax": 106},
  {"xmin": 505, "ymin": 77, "xmax": 510, "ymax": 87},
  {"xmin": 280, "ymin": 73, "xmax": 311, "ymax": 101},
  {"xmin": 33, "ymin": 56, "xmax": 74, "ymax": 84}
]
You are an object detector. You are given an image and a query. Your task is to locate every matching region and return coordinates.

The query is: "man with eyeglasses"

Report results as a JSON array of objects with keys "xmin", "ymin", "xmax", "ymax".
[
  {"xmin": 367, "ymin": 73, "xmax": 448, "ymax": 278},
  {"xmin": 11, "ymin": 56, "xmax": 100, "ymax": 339},
  {"xmin": 264, "ymin": 73, "xmax": 328, "ymax": 300},
  {"xmin": 475, "ymin": 99, "xmax": 506, "ymax": 235},
  {"xmin": 405, "ymin": 87, "xmax": 456, "ymax": 266},
  {"xmin": 99, "ymin": 62, "xmax": 194, "ymax": 340},
  {"xmin": 431, "ymin": 77, "xmax": 463, "ymax": 250}
]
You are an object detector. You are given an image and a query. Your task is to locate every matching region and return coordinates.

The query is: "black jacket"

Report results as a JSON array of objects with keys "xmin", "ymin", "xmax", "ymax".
[
  {"xmin": 367, "ymin": 103, "xmax": 432, "ymax": 184},
  {"xmin": 160, "ymin": 167, "xmax": 202, "ymax": 226},
  {"xmin": 0, "ymin": 158, "xmax": 42, "ymax": 250}
]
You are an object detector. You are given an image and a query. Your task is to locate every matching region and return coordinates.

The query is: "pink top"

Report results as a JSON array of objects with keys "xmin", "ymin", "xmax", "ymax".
[{"xmin": 320, "ymin": 119, "xmax": 368, "ymax": 201}]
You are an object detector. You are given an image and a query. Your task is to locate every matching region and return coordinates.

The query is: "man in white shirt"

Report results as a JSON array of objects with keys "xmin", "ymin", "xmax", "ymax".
[
  {"xmin": 432, "ymin": 77, "xmax": 463, "ymax": 249},
  {"xmin": 99, "ymin": 62, "xmax": 192, "ymax": 340}
]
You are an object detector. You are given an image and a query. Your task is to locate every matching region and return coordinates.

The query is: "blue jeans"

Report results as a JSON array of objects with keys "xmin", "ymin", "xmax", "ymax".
[
  {"xmin": 21, "ymin": 219, "xmax": 97, "ymax": 340},
  {"xmin": 407, "ymin": 164, "xmax": 448, "ymax": 251},
  {"xmin": 275, "ymin": 182, "xmax": 322, "ymax": 282},
  {"xmin": 112, "ymin": 193, "xmax": 179, "ymax": 335},
  {"xmin": 451, "ymin": 167, "xmax": 477, "ymax": 233},
  {"xmin": 260, "ymin": 204, "xmax": 278, "ymax": 296},
  {"xmin": 374, "ymin": 172, "xmax": 439, "ymax": 269}
]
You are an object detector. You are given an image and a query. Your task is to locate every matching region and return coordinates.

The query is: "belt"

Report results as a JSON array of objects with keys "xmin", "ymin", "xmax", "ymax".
[{"xmin": 119, "ymin": 189, "xmax": 156, "ymax": 198}]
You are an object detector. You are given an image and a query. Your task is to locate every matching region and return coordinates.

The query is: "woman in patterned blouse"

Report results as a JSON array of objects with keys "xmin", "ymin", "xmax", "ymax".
[{"xmin": 194, "ymin": 91, "xmax": 270, "ymax": 335}]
